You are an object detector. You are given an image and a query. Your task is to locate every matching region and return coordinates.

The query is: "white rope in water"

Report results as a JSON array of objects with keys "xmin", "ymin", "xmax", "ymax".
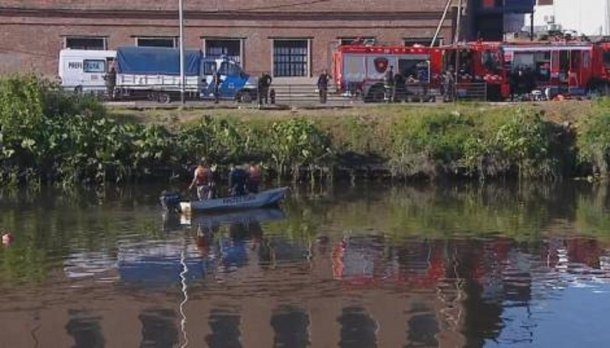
[{"xmin": 179, "ymin": 250, "xmax": 189, "ymax": 348}]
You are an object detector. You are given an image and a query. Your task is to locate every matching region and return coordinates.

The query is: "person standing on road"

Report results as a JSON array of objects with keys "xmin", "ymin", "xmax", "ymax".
[
  {"xmin": 384, "ymin": 65, "xmax": 395, "ymax": 102},
  {"xmin": 442, "ymin": 69, "xmax": 455, "ymax": 102},
  {"xmin": 104, "ymin": 66, "xmax": 117, "ymax": 101},
  {"xmin": 258, "ymin": 72, "xmax": 272, "ymax": 106},
  {"xmin": 212, "ymin": 69, "xmax": 222, "ymax": 104},
  {"xmin": 317, "ymin": 70, "xmax": 331, "ymax": 104}
]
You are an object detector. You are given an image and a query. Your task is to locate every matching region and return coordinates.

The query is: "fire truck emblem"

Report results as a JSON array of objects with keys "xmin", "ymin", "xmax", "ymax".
[{"xmin": 374, "ymin": 57, "xmax": 389, "ymax": 73}]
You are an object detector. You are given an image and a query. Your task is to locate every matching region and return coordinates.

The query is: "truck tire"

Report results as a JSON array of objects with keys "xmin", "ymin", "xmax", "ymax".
[
  {"xmin": 74, "ymin": 86, "xmax": 83, "ymax": 94},
  {"xmin": 237, "ymin": 90, "xmax": 254, "ymax": 103},
  {"xmin": 158, "ymin": 93, "xmax": 171, "ymax": 104},
  {"xmin": 365, "ymin": 85, "xmax": 386, "ymax": 103}
]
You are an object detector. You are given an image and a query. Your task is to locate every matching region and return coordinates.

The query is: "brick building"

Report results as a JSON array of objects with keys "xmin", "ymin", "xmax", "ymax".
[{"xmin": 0, "ymin": 0, "xmax": 464, "ymax": 79}]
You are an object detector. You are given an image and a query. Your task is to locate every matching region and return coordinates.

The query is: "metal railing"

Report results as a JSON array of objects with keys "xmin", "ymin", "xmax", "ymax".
[
  {"xmin": 454, "ymin": 82, "xmax": 488, "ymax": 101},
  {"xmin": 57, "ymin": 82, "xmax": 489, "ymax": 106}
]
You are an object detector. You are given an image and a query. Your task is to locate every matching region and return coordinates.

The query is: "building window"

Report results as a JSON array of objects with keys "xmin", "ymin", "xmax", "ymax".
[
  {"xmin": 273, "ymin": 40, "xmax": 309, "ymax": 77},
  {"xmin": 64, "ymin": 37, "xmax": 107, "ymax": 50},
  {"xmin": 338, "ymin": 37, "xmax": 376, "ymax": 46},
  {"xmin": 204, "ymin": 39, "xmax": 242, "ymax": 64},
  {"xmin": 404, "ymin": 37, "xmax": 444, "ymax": 47},
  {"xmin": 136, "ymin": 37, "xmax": 177, "ymax": 48}
]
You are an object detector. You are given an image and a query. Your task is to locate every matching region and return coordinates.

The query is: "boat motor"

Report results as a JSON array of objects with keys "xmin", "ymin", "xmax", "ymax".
[{"xmin": 160, "ymin": 191, "xmax": 182, "ymax": 213}]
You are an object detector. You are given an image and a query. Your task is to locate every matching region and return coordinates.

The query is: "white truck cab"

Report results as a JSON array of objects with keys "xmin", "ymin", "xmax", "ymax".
[{"xmin": 58, "ymin": 49, "xmax": 116, "ymax": 93}]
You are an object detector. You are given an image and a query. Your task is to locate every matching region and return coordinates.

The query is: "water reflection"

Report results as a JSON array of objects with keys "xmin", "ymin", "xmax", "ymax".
[
  {"xmin": 65, "ymin": 310, "xmax": 105, "ymax": 348},
  {"xmin": 139, "ymin": 309, "xmax": 179, "ymax": 348},
  {"xmin": 271, "ymin": 306, "xmax": 310, "ymax": 348},
  {"xmin": 206, "ymin": 309, "xmax": 242, "ymax": 348},
  {"xmin": 2, "ymin": 183, "xmax": 610, "ymax": 346},
  {"xmin": 338, "ymin": 307, "xmax": 377, "ymax": 348}
]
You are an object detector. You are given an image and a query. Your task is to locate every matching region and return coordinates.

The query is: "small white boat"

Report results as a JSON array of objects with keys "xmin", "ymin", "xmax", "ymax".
[
  {"xmin": 180, "ymin": 187, "xmax": 288, "ymax": 214},
  {"xmin": 181, "ymin": 208, "xmax": 286, "ymax": 227}
]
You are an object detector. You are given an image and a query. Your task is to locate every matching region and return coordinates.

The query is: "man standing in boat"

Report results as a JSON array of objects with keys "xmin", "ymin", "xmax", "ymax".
[
  {"xmin": 247, "ymin": 163, "xmax": 262, "ymax": 194},
  {"xmin": 189, "ymin": 158, "xmax": 215, "ymax": 200},
  {"xmin": 229, "ymin": 164, "xmax": 249, "ymax": 197}
]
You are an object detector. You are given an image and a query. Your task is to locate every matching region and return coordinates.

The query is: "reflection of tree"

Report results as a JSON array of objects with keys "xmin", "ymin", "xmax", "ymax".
[
  {"xmin": 453, "ymin": 242, "xmax": 504, "ymax": 348},
  {"xmin": 337, "ymin": 307, "xmax": 377, "ymax": 348},
  {"xmin": 65, "ymin": 310, "xmax": 105, "ymax": 348},
  {"xmin": 270, "ymin": 305, "xmax": 310, "ymax": 348},
  {"xmin": 139, "ymin": 309, "xmax": 178, "ymax": 348}
]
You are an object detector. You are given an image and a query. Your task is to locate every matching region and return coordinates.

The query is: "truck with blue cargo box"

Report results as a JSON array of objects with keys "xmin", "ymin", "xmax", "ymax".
[{"xmin": 115, "ymin": 46, "xmax": 257, "ymax": 103}]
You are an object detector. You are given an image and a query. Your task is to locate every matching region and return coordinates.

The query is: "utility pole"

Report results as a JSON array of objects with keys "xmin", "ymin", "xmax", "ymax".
[
  {"xmin": 454, "ymin": 0, "xmax": 463, "ymax": 102},
  {"xmin": 179, "ymin": 0, "xmax": 186, "ymax": 105},
  {"xmin": 530, "ymin": 7, "xmax": 535, "ymax": 41}
]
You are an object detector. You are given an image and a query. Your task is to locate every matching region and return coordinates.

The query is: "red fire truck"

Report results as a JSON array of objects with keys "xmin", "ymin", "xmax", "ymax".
[
  {"xmin": 502, "ymin": 41, "xmax": 595, "ymax": 98},
  {"xmin": 592, "ymin": 41, "xmax": 610, "ymax": 93},
  {"xmin": 332, "ymin": 45, "xmax": 443, "ymax": 102},
  {"xmin": 333, "ymin": 40, "xmax": 610, "ymax": 102},
  {"xmin": 441, "ymin": 41, "xmax": 509, "ymax": 100}
]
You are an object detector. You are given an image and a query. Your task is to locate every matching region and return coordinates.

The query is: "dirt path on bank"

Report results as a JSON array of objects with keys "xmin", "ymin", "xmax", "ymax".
[{"xmin": 107, "ymin": 100, "xmax": 595, "ymax": 131}]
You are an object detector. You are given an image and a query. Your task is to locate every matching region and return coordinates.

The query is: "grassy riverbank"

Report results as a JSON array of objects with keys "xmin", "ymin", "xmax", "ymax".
[{"xmin": 2, "ymin": 75, "xmax": 610, "ymax": 187}]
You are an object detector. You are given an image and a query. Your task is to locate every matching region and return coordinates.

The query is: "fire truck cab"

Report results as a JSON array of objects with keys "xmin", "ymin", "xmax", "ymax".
[
  {"xmin": 441, "ymin": 42, "xmax": 509, "ymax": 100},
  {"xmin": 332, "ymin": 45, "xmax": 443, "ymax": 102},
  {"xmin": 592, "ymin": 42, "xmax": 610, "ymax": 94}
]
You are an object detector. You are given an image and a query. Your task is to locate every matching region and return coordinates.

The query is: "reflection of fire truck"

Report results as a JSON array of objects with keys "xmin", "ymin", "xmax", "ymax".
[{"xmin": 332, "ymin": 45, "xmax": 443, "ymax": 102}]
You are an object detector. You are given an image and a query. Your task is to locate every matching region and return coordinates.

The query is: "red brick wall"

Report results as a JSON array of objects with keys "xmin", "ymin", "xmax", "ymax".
[
  {"xmin": 6, "ymin": 0, "xmax": 451, "ymax": 12},
  {"xmin": 0, "ymin": 1, "xmax": 457, "ymax": 77}
]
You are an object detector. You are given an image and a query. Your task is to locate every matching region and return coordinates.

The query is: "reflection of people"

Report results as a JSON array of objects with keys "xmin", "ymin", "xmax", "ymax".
[{"xmin": 189, "ymin": 158, "xmax": 215, "ymax": 201}]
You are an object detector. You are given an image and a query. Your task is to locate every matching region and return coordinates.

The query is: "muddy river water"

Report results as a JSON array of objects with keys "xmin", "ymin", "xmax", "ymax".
[{"xmin": 1, "ymin": 183, "xmax": 610, "ymax": 347}]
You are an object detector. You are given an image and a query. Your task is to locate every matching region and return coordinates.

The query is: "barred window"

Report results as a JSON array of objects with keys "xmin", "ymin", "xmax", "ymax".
[
  {"xmin": 273, "ymin": 40, "xmax": 308, "ymax": 77},
  {"xmin": 205, "ymin": 39, "xmax": 242, "ymax": 64}
]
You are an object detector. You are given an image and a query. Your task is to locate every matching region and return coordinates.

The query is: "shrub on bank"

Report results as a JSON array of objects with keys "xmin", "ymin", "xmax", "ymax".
[
  {"xmin": 3, "ymin": 75, "xmax": 610, "ymax": 187},
  {"xmin": 577, "ymin": 99, "xmax": 610, "ymax": 175},
  {"xmin": 0, "ymin": 76, "xmax": 332, "ymax": 186}
]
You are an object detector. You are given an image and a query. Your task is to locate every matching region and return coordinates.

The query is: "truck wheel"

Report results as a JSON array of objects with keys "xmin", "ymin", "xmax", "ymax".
[
  {"xmin": 366, "ymin": 86, "xmax": 385, "ymax": 103},
  {"xmin": 237, "ymin": 91, "xmax": 253, "ymax": 103},
  {"xmin": 74, "ymin": 86, "xmax": 83, "ymax": 94},
  {"xmin": 158, "ymin": 93, "xmax": 171, "ymax": 104},
  {"xmin": 147, "ymin": 92, "xmax": 158, "ymax": 101}
]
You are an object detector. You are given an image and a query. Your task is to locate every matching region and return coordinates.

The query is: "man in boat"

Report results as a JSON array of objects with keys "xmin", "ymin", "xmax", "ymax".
[
  {"xmin": 229, "ymin": 164, "xmax": 249, "ymax": 197},
  {"xmin": 246, "ymin": 163, "xmax": 262, "ymax": 194},
  {"xmin": 189, "ymin": 158, "xmax": 215, "ymax": 200}
]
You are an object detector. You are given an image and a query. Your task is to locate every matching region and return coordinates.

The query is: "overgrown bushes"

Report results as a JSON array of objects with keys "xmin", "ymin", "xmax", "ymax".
[
  {"xmin": 4, "ymin": 75, "xmax": 610, "ymax": 187},
  {"xmin": 0, "ymin": 76, "xmax": 332, "ymax": 186}
]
